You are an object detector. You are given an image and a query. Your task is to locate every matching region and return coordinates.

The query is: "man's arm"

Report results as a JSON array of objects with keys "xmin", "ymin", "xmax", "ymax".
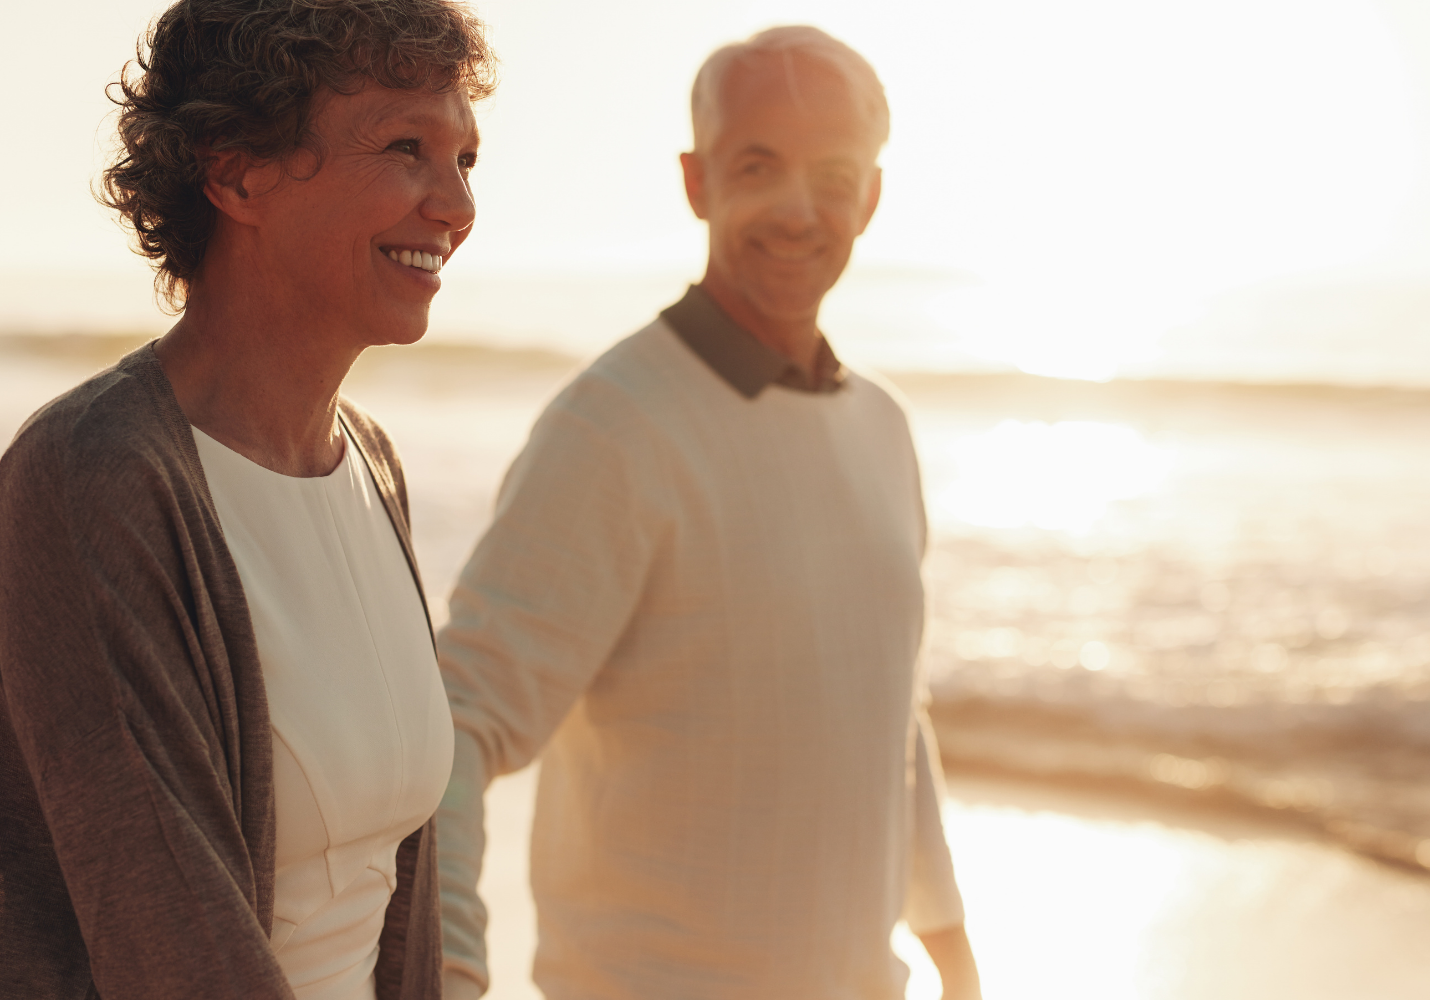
[
  {"xmin": 443, "ymin": 968, "xmax": 486, "ymax": 1000},
  {"xmin": 438, "ymin": 729, "xmax": 493, "ymax": 996},
  {"xmin": 905, "ymin": 711, "xmax": 982, "ymax": 999},
  {"xmin": 435, "ymin": 396, "xmax": 666, "ymax": 994}
]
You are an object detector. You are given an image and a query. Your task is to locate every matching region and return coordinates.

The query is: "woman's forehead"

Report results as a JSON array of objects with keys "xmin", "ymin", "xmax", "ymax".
[{"xmin": 325, "ymin": 85, "xmax": 479, "ymax": 141}]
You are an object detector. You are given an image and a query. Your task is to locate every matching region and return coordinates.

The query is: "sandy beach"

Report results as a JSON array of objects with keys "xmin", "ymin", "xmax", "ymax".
[
  {"xmin": 4, "ymin": 335, "xmax": 1429, "ymax": 998},
  {"xmin": 474, "ymin": 765, "xmax": 1430, "ymax": 1000}
]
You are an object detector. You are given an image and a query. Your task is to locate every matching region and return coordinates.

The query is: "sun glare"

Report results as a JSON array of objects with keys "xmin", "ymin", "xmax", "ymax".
[
  {"xmin": 925, "ymin": 285, "xmax": 1189, "ymax": 382},
  {"xmin": 922, "ymin": 420, "xmax": 1175, "ymax": 534},
  {"xmin": 756, "ymin": 0, "xmax": 1421, "ymax": 380}
]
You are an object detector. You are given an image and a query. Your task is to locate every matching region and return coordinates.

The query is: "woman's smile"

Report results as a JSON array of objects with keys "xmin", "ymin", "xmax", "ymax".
[{"xmin": 381, "ymin": 246, "xmax": 445, "ymax": 274}]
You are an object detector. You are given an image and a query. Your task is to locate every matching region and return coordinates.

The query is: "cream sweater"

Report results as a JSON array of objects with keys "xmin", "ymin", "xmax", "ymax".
[{"xmin": 437, "ymin": 319, "xmax": 963, "ymax": 1000}]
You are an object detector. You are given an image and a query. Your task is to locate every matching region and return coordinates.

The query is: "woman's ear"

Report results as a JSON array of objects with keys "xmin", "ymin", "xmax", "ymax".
[{"xmin": 202, "ymin": 149, "xmax": 270, "ymax": 226}]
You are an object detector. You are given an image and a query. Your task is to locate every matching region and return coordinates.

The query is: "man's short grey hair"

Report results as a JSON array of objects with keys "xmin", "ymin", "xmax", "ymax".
[{"xmin": 691, "ymin": 25, "xmax": 890, "ymax": 153}]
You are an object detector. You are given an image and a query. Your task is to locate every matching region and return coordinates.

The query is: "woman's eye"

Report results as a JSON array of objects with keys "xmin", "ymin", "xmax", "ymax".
[
  {"xmin": 389, "ymin": 139, "xmax": 419, "ymax": 156},
  {"xmin": 458, "ymin": 153, "xmax": 477, "ymax": 171}
]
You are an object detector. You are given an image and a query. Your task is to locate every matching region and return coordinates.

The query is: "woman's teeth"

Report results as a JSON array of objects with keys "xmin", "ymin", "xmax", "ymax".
[{"xmin": 386, "ymin": 249, "xmax": 443, "ymax": 273}]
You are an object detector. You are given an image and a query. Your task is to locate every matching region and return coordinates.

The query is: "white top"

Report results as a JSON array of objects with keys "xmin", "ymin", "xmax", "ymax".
[
  {"xmin": 194, "ymin": 425, "xmax": 453, "ymax": 1000},
  {"xmin": 437, "ymin": 321, "xmax": 963, "ymax": 1000}
]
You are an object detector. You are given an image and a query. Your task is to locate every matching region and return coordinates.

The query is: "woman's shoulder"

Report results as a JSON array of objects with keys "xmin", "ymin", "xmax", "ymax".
[
  {"xmin": 337, "ymin": 396, "xmax": 403, "ymax": 477},
  {"xmin": 337, "ymin": 395, "xmax": 412, "ymax": 520},
  {"xmin": 337, "ymin": 395, "xmax": 399, "ymax": 466},
  {"xmin": 1, "ymin": 343, "xmax": 196, "ymax": 510}
]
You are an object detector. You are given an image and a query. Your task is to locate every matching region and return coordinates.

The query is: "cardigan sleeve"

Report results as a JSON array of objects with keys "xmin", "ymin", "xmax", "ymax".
[
  {"xmin": 0, "ymin": 412, "xmax": 293, "ymax": 1000},
  {"xmin": 436, "ymin": 393, "xmax": 665, "ymax": 988}
]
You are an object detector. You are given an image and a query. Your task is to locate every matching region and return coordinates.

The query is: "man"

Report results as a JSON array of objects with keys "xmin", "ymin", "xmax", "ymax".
[{"xmin": 438, "ymin": 25, "xmax": 981, "ymax": 1000}]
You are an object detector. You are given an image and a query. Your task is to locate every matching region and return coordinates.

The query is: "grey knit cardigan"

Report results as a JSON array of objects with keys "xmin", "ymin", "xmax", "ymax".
[{"xmin": 0, "ymin": 344, "xmax": 442, "ymax": 999}]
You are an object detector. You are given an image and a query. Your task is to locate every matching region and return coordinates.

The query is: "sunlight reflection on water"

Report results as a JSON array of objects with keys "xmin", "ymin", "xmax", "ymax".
[{"xmin": 925, "ymin": 420, "xmax": 1175, "ymax": 533}]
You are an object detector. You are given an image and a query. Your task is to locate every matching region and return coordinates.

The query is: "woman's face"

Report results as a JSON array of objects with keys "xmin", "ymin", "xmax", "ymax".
[{"xmin": 241, "ymin": 83, "xmax": 480, "ymax": 349}]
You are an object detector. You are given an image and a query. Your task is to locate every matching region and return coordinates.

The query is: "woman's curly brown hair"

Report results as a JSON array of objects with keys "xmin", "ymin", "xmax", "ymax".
[{"xmin": 100, "ymin": 0, "xmax": 496, "ymax": 311}]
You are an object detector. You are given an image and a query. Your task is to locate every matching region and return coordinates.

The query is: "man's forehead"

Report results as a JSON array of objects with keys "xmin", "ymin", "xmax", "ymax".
[
  {"xmin": 711, "ymin": 53, "xmax": 875, "ymax": 156},
  {"xmin": 720, "ymin": 51, "xmax": 856, "ymax": 117}
]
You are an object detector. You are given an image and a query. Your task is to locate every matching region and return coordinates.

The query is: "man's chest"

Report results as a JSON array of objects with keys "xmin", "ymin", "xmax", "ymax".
[{"xmin": 594, "ymin": 418, "xmax": 926, "ymax": 725}]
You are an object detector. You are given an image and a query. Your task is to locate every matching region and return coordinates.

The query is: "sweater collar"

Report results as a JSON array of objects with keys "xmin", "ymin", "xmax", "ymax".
[{"xmin": 659, "ymin": 285, "xmax": 846, "ymax": 399}]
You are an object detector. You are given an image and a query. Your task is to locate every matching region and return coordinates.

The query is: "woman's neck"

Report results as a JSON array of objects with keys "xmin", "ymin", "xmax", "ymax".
[{"xmin": 154, "ymin": 287, "xmax": 361, "ymax": 478}]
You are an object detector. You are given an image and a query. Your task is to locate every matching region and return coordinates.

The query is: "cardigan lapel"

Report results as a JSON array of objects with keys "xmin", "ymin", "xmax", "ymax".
[{"xmin": 336, "ymin": 403, "xmax": 436, "ymax": 647}]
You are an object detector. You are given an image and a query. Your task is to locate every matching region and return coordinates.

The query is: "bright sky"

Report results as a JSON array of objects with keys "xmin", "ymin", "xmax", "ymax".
[{"xmin": 7, "ymin": 0, "xmax": 1430, "ymax": 378}]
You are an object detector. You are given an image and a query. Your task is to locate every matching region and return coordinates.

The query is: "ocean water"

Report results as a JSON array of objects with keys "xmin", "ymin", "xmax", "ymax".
[
  {"xmin": 3, "ymin": 334, "xmax": 1428, "ymax": 873},
  {"xmin": 13, "ymin": 264, "xmax": 1430, "ymax": 386},
  {"xmin": 901, "ymin": 375, "xmax": 1430, "ymax": 871}
]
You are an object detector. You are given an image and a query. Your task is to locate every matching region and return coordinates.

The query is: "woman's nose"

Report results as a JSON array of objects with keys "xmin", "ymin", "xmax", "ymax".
[{"xmin": 423, "ymin": 163, "xmax": 477, "ymax": 234}]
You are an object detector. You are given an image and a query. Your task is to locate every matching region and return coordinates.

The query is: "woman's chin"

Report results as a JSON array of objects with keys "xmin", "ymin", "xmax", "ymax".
[
  {"xmin": 358, "ymin": 303, "xmax": 433, "ymax": 348},
  {"xmin": 375, "ymin": 324, "xmax": 429, "ymax": 348}
]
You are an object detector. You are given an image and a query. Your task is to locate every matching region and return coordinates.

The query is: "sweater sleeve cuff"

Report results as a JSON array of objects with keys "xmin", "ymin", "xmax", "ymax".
[
  {"xmin": 903, "ymin": 710, "xmax": 966, "ymax": 934},
  {"xmin": 902, "ymin": 864, "xmax": 966, "ymax": 934},
  {"xmin": 438, "ymin": 727, "xmax": 491, "ymax": 991},
  {"xmin": 443, "ymin": 956, "xmax": 490, "ymax": 994}
]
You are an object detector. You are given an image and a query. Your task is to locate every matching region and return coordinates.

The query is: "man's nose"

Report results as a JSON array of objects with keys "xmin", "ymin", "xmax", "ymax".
[{"xmin": 768, "ymin": 174, "xmax": 819, "ymax": 230}]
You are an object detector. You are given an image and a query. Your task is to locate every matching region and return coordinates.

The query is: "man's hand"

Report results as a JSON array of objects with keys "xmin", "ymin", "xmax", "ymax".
[
  {"xmin": 918, "ymin": 924, "xmax": 982, "ymax": 1000},
  {"xmin": 443, "ymin": 969, "xmax": 486, "ymax": 1000}
]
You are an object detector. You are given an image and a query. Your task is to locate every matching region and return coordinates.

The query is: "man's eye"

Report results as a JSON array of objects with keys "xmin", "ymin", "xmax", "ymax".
[
  {"xmin": 389, "ymin": 139, "xmax": 420, "ymax": 156},
  {"xmin": 458, "ymin": 153, "xmax": 478, "ymax": 171}
]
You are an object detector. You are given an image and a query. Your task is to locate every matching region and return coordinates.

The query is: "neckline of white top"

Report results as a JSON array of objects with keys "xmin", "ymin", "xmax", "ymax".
[{"xmin": 190, "ymin": 423, "xmax": 351, "ymax": 482}]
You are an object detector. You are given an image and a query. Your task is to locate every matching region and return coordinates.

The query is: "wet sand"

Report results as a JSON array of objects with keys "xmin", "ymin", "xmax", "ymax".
[
  {"xmin": 936, "ymin": 773, "xmax": 1430, "ymax": 1000},
  {"xmin": 477, "ymin": 766, "xmax": 1430, "ymax": 1000}
]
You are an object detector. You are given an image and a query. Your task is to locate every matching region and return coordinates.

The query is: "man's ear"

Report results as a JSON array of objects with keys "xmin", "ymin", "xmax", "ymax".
[
  {"xmin": 679, "ymin": 151, "xmax": 709, "ymax": 221},
  {"xmin": 202, "ymin": 148, "xmax": 265, "ymax": 226},
  {"xmin": 856, "ymin": 166, "xmax": 882, "ymax": 236}
]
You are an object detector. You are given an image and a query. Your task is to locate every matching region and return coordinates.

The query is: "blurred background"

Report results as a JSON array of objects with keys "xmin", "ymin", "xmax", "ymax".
[{"xmin": 4, "ymin": 1, "xmax": 1430, "ymax": 997}]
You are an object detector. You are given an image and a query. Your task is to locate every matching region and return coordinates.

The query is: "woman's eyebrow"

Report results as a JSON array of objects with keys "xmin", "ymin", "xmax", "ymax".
[
  {"xmin": 365, "ymin": 105, "xmax": 480, "ymax": 147},
  {"xmin": 367, "ymin": 105, "xmax": 444, "ymax": 130}
]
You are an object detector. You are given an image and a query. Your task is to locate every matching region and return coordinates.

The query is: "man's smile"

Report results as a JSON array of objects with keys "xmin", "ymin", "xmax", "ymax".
[{"xmin": 750, "ymin": 237, "xmax": 826, "ymax": 262}]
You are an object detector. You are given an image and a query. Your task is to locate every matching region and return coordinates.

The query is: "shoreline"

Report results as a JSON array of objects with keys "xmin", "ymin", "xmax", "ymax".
[
  {"xmin": 931, "ymin": 703, "xmax": 1430, "ymax": 878},
  {"xmin": 9, "ymin": 330, "xmax": 1430, "ymax": 402},
  {"xmin": 940, "ymin": 758, "xmax": 1430, "ymax": 880}
]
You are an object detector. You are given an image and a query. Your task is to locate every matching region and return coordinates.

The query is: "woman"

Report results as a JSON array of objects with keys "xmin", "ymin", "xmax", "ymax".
[{"xmin": 0, "ymin": 2, "xmax": 494, "ymax": 997}]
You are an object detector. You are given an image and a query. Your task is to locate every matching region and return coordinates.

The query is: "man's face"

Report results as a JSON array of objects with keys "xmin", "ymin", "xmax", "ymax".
[
  {"xmin": 682, "ymin": 54, "xmax": 882, "ymax": 326},
  {"xmin": 246, "ymin": 83, "xmax": 480, "ymax": 348}
]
